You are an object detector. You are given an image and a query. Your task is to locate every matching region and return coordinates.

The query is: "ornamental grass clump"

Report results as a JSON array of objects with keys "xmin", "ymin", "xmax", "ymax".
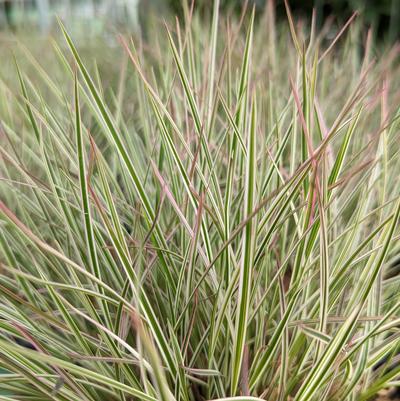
[{"xmin": 0, "ymin": 2, "xmax": 400, "ymax": 400}]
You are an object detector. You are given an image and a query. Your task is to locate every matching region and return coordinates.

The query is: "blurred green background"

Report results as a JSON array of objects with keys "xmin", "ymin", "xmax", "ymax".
[
  {"xmin": 0, "ymin": 0, "xmax": 399, "ymax": 41},
  {"xmin": 169, "ymin": 0, "xmax": 400, "ymax": 41}
]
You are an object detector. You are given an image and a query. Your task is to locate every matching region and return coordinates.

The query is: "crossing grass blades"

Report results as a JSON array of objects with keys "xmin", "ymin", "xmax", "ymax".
[{"xmin": 0, "ymin": 1, "xmax": 400, "ymax": 400}]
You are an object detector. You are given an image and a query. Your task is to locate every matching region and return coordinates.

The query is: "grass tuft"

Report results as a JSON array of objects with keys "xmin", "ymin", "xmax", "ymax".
[{"xmin": 1, "ymin": 4, "xmax": 400, "ymax": 401}]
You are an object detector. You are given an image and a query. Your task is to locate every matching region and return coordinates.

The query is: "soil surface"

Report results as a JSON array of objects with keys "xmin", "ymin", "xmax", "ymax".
[{"xmin": 374, "ymin": 388, "xmax": 400, "ymax": 400}]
